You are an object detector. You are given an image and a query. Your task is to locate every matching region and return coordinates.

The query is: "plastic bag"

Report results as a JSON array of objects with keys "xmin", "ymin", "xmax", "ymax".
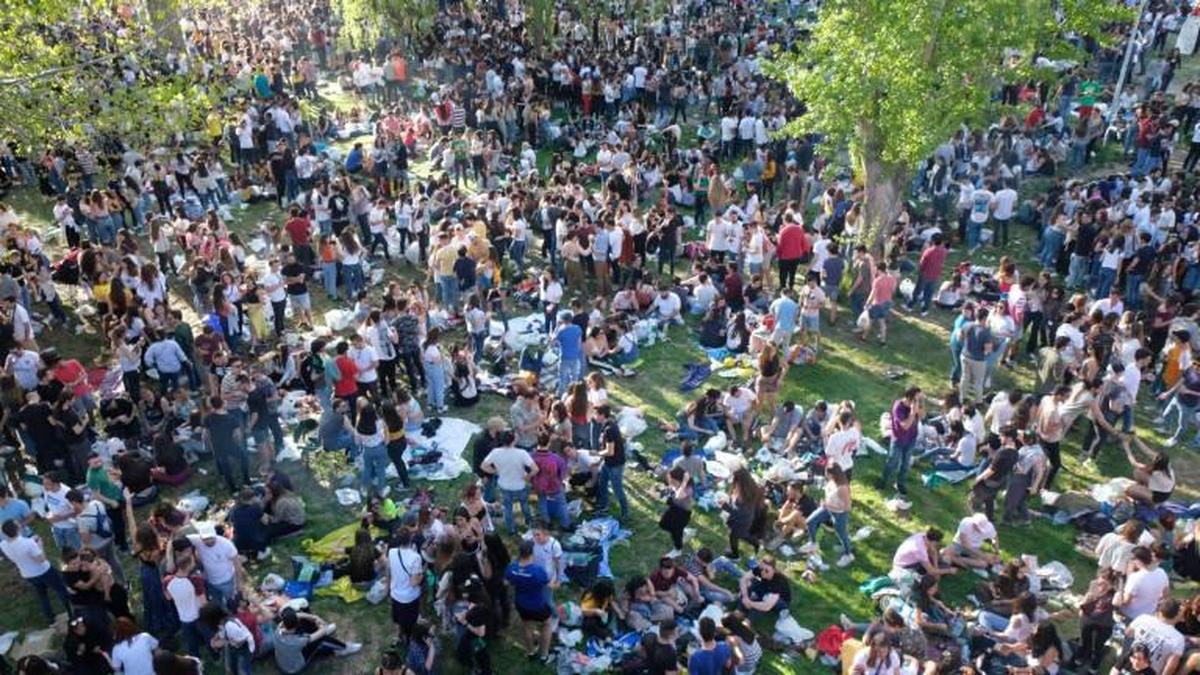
[
  {"xmin": 366, "ymin": 578, "xmax": 387, "ymax": 604},
  {"xmin": 260, "ymin": 573, "xmax": 286, "ymax": 592},
  {"xmin": 856, "ymin": 310, "xmax": 870, "ymax": 331},
  {"xmin": 773, "ymin": 610, "xmax": 814, "ymax": 645},
  {"xmin": 1036, "ymin": 561, "xmax": 1074, "ymax": 590},
  {"xmin": 314, "ymin": 576, "xmax": 365, "ymax": 603},
  {"xmin": 704, "ymin": 431, "xmax": 728, "ymax": 453}
]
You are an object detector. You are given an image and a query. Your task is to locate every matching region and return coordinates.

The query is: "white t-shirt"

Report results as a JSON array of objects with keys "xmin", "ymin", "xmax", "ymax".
[
  {"xmin": 987, "ymin": 394, "xmax": 1015, "ymax": 434},
  {"xmin": 723, "ymin": 389, "xmax": 756, "ymax": 419},
  {"xmin": 824, "ymin": 428, "xmax": 860, "ymax": 471},
  {"xmin": 526, "ymin": 535, "xmax": 565, "ymax": 581},
  {"xmin": 221, "ymin": 618, "xmax": 255, "ymax": 653},
  {"xmin": 388, "ymin": 546, "xmax": 423, "ymax": 603},
  {"xmin": 350, "ymin": 345, "xmax": 378, "ymax": 383},
  {"xmin": 851, "ymin": 647, "xmax": 900, "ymax": 675},
  {"xmin": 652, "ymin": 293, "xmax": 681, "ymax": 319},
  {"xmin": 1122, "ymin": 567, "xmax": 1170, "ymax": 620},
  {"xmin": 954, "ymin": 514, "xmax": 997, "ymax": 551},
  {"xmin": 111, "ymin": 633, "xmax": 160, "ymax": 675},
  {"xmin": 187, "ymin": 535, "xmax": 239, "ymax": 586},
  {"xmin": 992, "ymin": 188, "xmax": 1018, "ymax": 220},
  {"xmin": 483, "ymin": 446, "xmax": 535, "ymax": 491},
  {"xmin": 263, "ymin": 272, "xmax": 287, "ymax": 303},
  {"xmin": 166, "ymin": 575, "xmax": 202, "ymax": 623},
  {"xmin": 1128, "ymin": 614, "xmax": 1185, "ymax": 674},
  {"xmin": 693, "ymin": 283, "xmax": 719, "ymax": 312},
  {"xmin": 0, "ymin": 535, "xmax": 50, "ymax": 578}
]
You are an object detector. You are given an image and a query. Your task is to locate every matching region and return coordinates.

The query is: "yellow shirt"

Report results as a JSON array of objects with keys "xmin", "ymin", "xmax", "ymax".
[
  {"xmin": 1164, "ymin": 343, "xmax": 1186, "ymax": 388},
  {"xmin": 433, "ymin": 245, "xmax": 457, "ymax": 276}
]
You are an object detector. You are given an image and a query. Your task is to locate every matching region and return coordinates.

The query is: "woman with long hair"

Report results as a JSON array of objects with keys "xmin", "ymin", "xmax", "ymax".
[
  {"xmin": 381, "ymin": 401, "xmax": 411, "ymax": 490},
  {"xmin": 801, "ymin": 464, "xmax": 854, "ymax": 567},
  {"xmin": 658, "ymin": 466, "xmax": 693, "ymax": 555},
  {"xmin": 423, "ymin": 327, "xmax": 448, "ymax": 414},
  {"xmin": 351, "ymin": 400, "xmax": 391, "ymax": 498},
  {"xmin": 755, "ymin": 344, "xmax": 784, "ymax": 415},
  {"xmin": 723, "ymin": 468, "xmax": 764, "ymax": 559}
]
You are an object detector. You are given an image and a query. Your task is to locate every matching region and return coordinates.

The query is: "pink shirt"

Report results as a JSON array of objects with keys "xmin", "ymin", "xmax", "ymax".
[
  {"xmin": 892, "ymin": 532, "xmax": 930, "ymax": 569},
  {"xmin": 870, "ymin": 274, "xmax": 897, "ymax": 305}
]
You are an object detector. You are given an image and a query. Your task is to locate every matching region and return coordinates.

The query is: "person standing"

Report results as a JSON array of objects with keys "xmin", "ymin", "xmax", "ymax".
[
  {"xmin": 960, "ymin": 307, "xmax": 994, "ymax": 404},
  {"xmin": 775, "ymin": 215, "xmax": 809, "ymax": 290},
  {"xmin": 385, "ymin": 528, "xmax": 424, "ymax": 640},
  {"xmin": 991, "ymin": 180, "xmax": 1018, "ymax": 248},
  {"xmin": 554, "ymin": 311, "xmax": 584, "ymax": 397},
  {"xmin": 164, "ymin": 555, "xmax": 205, "ymax": 656},
  {"xmin": 186, "ymin": 524, "xmax": 243, "ymax": 610},
  {"xmin": 908, "ymin": 234, "xmax": 947, "ymax": 315},
  {"xmin": 801, "ymin": 464, "xmax": 854, "ymax": 567},
  {"xmin": 531, "ymin": 442, "xmax": 571, "ymax": 531},
  {"xmin": 658, "ymin": 466, "xmax": 694, "ymax": 557},
  {"xmin": 482, "ymin": 431, "xmax": 538, "ymax": 534},
  {"xmin": 505, "ymin": 539, "xmax": 556, "ymax": 664},
  {"xmin": 0, "ymin": 519, "xmax": 72, "ymax": 624},
  {"xmin": 202, "ymin": 396, "xmax": 250, "ymax": 494},
  {"xmin": 68, "ymin": 489, "xmax": 125, "ymax": 586},
  {"xmin": 593, "ymin": 405, "xmax": 629, "ymax": 522},
  {"xmin": 878, "ymin": 387, "xmax": 922, "ymax": 498}
]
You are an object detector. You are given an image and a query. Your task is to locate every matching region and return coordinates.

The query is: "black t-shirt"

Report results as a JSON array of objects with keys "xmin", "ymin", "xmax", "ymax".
[
  {"xmin": 203, "ymin": 411, "xmax": 241, "ymax": 448},
  {"xmin": 100, "ymin": 397, "xmax": 140, "ymax": 439},
  {"xmin": 1130, "ymin": 245, "xmax": 1155, "ymax": 276},
  {"xmin": 602, "ymin": 421, "xmax": 625, "ymax": 467},
  {"xmin": 19, "ymin": 401, "xmax": 57, "ymax": 446},
  {"xmin": 1074, "ymin": 222, "xmax": 1097, "ymax": 254},
  {"xmin": 247, "ymin": 387, "xmax": 273, "ymax": 430},
  {"xmin": 648, "ymin": 641, "xmax": 678, "ymax": 675},
  {"xmin": 117, "ymin": 452, "xmax": 154, "ymax": 493},
  {"xmin": 985, "ymin": 446, "xmax": 1019, "ymax": 487},
  {"xmin": 281, "ymin": 262, "xmax": 308, "ymax": 295},
  {"xmin": 749, "ymin": 570, "xmax": 791, "ymax": 608},
  {"xmin": 56, "ymin": 407, "xmax": 87, "ymax": 444}
]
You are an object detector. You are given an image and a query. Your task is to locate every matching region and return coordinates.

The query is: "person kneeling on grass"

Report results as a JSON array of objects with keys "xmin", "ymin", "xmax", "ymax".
[{"xmin": 273, "ymin": 606, "xmax": 362, "ymax": 674}]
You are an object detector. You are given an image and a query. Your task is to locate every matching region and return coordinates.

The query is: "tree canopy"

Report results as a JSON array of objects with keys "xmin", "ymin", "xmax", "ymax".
[
  {"xmin": 0, "ymin": 0, "xmax": 215, "ymax": 150},
  {"xmin": 765, "ymin": 0, "xmax": 1133, "ymax": 247}
]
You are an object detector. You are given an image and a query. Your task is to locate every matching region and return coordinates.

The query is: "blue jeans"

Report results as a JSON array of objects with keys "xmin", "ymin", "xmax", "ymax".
[
  {"xmin": 806, "ymin": 507, "xmax": 852, "ymax": 557},
  {"xmin": 180, "ymin": 620, "xmax": 201, "ymax": 656},
  {"xmin": 208, "ymin": 578, "xmax": 236, "ymax": 610},
  {"xmin": 52, "ymin": 527, "xmax": 81, "ymax": 552},
  {"xmin": 1095, "ymin": 267, "xmax": 1116, "ymax": 297},
  {"xmin": 1040, "ymin": 228, "xmax": 1065, "ymax": 269},
  {"xmin": 425, "ymin": 361, "xmax": 446, "ymax": 409},
  {"xmin": 361, "ymin": 443, "xmax": 390, "ymax": 497},
  {"xmin": 225, "ymin": 643, "xmax": 253, "ymax": 675},
  {"xmin": 509, "ymin": 239, "xmax": 527, "ymax": 269},
  {"xmin": 322, "ymin": 262, "xmax": 338, "ymax": 299},
  {"xmin": 950, "ymin": 342, "xmax": 963, "ymax": 385},
  {"xmin": 538, "ymin": 491, "xmax": 571, "ymax": 529},
  {"xmin": 1162, "ymin": 395, "xmax": 1200, "ymax": 445},
  {"xmin": 558, "ymin": 357, "xmax": 583, "ymax": 396},
  {"xmin": 1125, "ymin": 273, "xmax": 1144, "ymax": 311},
  {"xmin": 966, "ymin": 220, "xmax": 982, "ymax": 249},
  {"xmin": 501, "ymin": 487, "xmax": 532, "ymax": 533},
  {"xmin": 596, "ymin": 463, "xmax": 629, "ymax": 520},
  {"xmin": 437, "ymin": 274, "xmax": 458, "ymax": 309},
  {"xmin": 1067, "ymin": 254, "xmax": 1089, "ymax": 290},
  {"xmin": 909, "ymin": 277, "xmax": 936, "ymax": 312},
  {"xmin": 27, "ymin": 567, "xmax": 72, "ymax": 623},
  {"xmin": 880, "ymin": 436, "xmax": 916, "ymax": 494},
  {"xmin": 343, "ymin": 263, "xmax": 364, "ymax": 298},
  {"xmin": 481, "ymin": 475, "xmax": 497, "ymax": 503}
]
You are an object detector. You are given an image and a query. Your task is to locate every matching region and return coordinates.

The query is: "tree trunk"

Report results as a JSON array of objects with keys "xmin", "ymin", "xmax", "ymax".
[
  {"xmin": 145, "ymin": 0, "xmax": 186, "ymax": 52},
  {"xmin": 859, "ymin": 154, "xmax": 907, "ymax": 257}
]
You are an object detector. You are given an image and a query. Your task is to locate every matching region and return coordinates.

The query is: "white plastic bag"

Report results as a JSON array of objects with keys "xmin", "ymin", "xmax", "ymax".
[
  {"xmin": 366, "ymin": 579, "xmax": 387, "ymax": 605},
  {"xmin": 773, "ymin": 610, "xmax": 814, "ymax": 645},
  {"xmin": 704, "ymin": 431, "xmax": 729, "ymax": 453}
]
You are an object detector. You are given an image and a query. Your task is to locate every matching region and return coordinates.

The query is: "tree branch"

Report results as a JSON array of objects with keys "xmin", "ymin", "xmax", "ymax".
[{"xmin": 0, "ymin": 56, "xmax": 109, "ymax": 88}]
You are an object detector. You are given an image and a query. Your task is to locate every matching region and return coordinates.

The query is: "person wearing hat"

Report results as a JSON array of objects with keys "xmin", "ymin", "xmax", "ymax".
[{"xmin": 186, "ymin": 522, "xmax": 243, "ymax": 610}]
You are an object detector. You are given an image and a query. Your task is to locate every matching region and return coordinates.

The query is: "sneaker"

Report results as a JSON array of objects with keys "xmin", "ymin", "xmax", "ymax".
[
  {"xmin": 839, "ymin": 613, "xmax": 854, "ymax": 630},
  {"xmin": 798, "ymin": 542, "xmax": 818, "ymax": 555},
  {"xmin": 256, "ymin": 547, "xmax": 272, "ymax": 561},
  {"xmin": 1163, "ymin": 437, "xmax": 1179, "ymax": 447},
  {"xmin": 380, "ymin": 485, "xmax": 391, "ymax": 498},
  {"xmin": 666, "ymin": 549, "xmax": 682, "ymax": 558},
  {"xmin": 836, "ymin": 553, "xmax": 855, "ymax": 568}
]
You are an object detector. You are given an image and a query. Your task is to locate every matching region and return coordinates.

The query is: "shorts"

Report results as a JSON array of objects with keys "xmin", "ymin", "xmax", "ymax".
[
  {"xmin": 252, "ymin": 426, "xmax": 272, "ymax": 445},
  {"xmin": 867, "ymin": 301, "xmax": 893, "ymax": 320},
  {"xmin": 1152, "ymin": 490, "xmax": 1172, "ymax": 504},
  {"xmin": 288, "ymin": 292, "xmax": 311, "ymax": 311},
  {"xmin": 801, "ymin": 314, "xmax": 820, "ymax": 332},
  {"xmin": 950, "ymin": 542, "xmax": 979, "ymax": 559},
  {"xmin": 517, "ymin": 603, "xmax": 553, "ymax": 622},
  {"xmin": 391, "ymin": 597, "xmax": 420, "ymax": 630},
  {"xmin": 824, "ymin": 286, "xmax": 840, "ymax": 302},
  {"xmin": 771, "ymin": 327, "xmax": 793, "ymax": 345}
]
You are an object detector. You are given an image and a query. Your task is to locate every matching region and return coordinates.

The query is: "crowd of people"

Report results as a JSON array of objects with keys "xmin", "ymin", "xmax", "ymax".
[{"xmin": 2, "ymin": 0, "xmax": 1200, "ymax": 674}]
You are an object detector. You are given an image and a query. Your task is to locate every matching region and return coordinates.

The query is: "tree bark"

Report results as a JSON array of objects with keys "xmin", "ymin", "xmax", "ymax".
[{"xmin": 859, "ymin": 154, "xmax": 907, "ymax": 257}]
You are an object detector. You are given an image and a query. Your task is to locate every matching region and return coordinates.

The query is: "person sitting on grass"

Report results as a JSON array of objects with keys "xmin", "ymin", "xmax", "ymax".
[
  {"xmin": 738, "ymin": 555, "xmax": 790, "ymax": 617},
  {"xmin": 273, "ymin": 605, "xmax": 362, "ymax": 674},
  {"xmin": 941, "ymin": 513, "xmax": 1001, "ymax": 572},
  {"xmin": 892, "ymin": 527, "xmax": 958, "ymax": 579},
  {"xmin": 648, "ymin": 555, "xmax": 702, "ymax": 613}
]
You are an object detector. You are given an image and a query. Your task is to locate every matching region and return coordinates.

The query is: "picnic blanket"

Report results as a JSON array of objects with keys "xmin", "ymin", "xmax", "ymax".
[
  {"xmin": 400, "ymin": 417, "xmax": 480, "ymax": 481},
  {"xmin": 566, "ymin": 517, "xmax": 631, "ymax": 579}
]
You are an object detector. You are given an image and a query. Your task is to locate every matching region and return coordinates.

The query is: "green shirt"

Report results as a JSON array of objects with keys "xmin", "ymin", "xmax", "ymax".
[
  {"xmin": 174, "ymin": 323, "xmax": 195, "ymax": 356},
  {"xmin": 86, "ymin": 466, "xmax": 122, "ymax": 504}
]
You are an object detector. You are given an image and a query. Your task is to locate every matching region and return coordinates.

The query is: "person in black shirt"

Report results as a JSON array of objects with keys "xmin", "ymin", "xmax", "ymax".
[
  {"xmin": 100, "ymin": 394, "xmax": 140, "ymax": 442},
  {"xmin": 970, "ymin": 428, "xmax": 1018, "ymax": 521},
  {"xmin": 657, "ymin": 210, "xmax": 681, "ymax": 275},
  {"xmin": 648, "ymin": 619, "xmax": 680, "ymax": 675},
  {"xmin": 739, "ymin": 556, "xmax": 791, "ymax": 615},
  {"xmin": 1125, "ymin": 231, "xmax": 1155, "ymax": 312},
  {"xmin": 455, "ymin": 581, "xmax": 493, "ymax": 675},
  {"xmin": 594, "ymin": 405, "xmax": 629, "ymax": 521},
  {"xmin": 18, "ymin": 390, "xmax": 62, "ymax": 473},
  {"xmin": 270, "ymin": 141, "xmax": 297, "ymax": 208},
  {"xmin": 471, "ymin": 418, "xmax": 505, "ymax": 503},
  {"xmin": 281, "ymin": 251, "xmax": 313, "ymax": 328}
]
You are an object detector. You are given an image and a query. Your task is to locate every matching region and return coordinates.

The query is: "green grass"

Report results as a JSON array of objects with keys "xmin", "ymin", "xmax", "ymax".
[{"xmin": 1, "ymin": 96, "xmax": 1197, "ymax": 675}]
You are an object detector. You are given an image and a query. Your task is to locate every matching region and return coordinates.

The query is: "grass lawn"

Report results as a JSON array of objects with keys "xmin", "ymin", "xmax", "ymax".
[{"xmin": 0, "ymin": 95, "xmax": 1196, "ymax": 674}]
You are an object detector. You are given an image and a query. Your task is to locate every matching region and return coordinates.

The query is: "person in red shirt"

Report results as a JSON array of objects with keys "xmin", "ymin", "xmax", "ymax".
[
  {"xmin": 908, "ymin": 233, "xmax": 948, "ymax": 315},
  {"xmin": 775, "ymin": 215, "xmax": 811, "ymax": 290},
  {"xmin": 43, "ymin": 349, "xmax": 95, "ymax": 410},
  {"xmin": 333, "ymin": 341, "xmax": 360, "ymax": 407},
  {"xmin": 284, "ymin": 206, "xmax": 315, "ymax": 267}
]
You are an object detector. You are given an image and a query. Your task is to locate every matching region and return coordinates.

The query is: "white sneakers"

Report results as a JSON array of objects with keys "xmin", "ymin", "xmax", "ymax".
[
  {"xmin": 337, "ymin": 642, "xmax": 363, "ymax": 656},
  {"xmin": 836, "ymin": 553, "xmax": 855, "ymax": 568}
]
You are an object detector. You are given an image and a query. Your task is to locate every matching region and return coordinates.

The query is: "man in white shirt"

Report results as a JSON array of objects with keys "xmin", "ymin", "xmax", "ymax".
[
  {"xmin": 1126, "ymin": 599, "xmax": 1186, "ymax": 675},
  {"xmin": 692, "ymin": 275, "xmax": 719, "ymax": 314},
  {"xmin": 165, "ymin": 556, "xmax": 205, "ymax": 655},
  {"xmin": 967, "ymin": 181, "xmax": 995, "ymax": 251},
  {"xmin": 1118, "ymin": 546, "xmax": 1170, "ymax": 621},
  {"xmin": 482, "ymin": 431, "xmax": 539, "ymax": 534},
  {"xmin": 990, "ymin": 181, "xmax": 1018, "ymax": 248},
  {"xmin": 348, "ymin": 333, "xmax": 379, "ymax": 400},
  {"xmin": 720, "ymin": 114, "xmax": 738, "ymax": 160},
  {"xmin": 525, "ymin": 526, "xmax": 565, "ymax": 592},
  {"xmin": 0, "ymin": 519, "xmax": 72, "ymax": 624},
  {"xmin": 651, "ymin": 286, "xmax": 683, "ymax": 326},
  {"xmin": 722, "ymin": 385, "xmax": 757, "ymax": 448},
  {"xmin": 187, "ymin": 524, "xmax": 243, "ymax": 609},
  {"xmin": 69, "ymin": 489, "xmax": 125, "ymax": 585},
  {"xmin": 737, "ymin": 114, "xmax": 756, "ymax": 157},
  {"xmin": 41, "ymin": 472, "xmax": 79, "ymax": 551}
]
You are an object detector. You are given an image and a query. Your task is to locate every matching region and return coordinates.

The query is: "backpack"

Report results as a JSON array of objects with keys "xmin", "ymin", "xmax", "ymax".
[{"xmin": 82, "ymin": 503, "xmax": 113, "ymax": 541}]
